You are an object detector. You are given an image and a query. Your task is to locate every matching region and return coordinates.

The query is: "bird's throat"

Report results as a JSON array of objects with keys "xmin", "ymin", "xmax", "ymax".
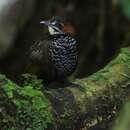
[{"xmin": 48, "ymin": 27, "xmax": 56, "ymax": 35}]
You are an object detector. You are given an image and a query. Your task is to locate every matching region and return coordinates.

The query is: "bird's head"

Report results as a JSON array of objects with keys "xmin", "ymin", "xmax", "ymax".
[{"xmin": 40, "ymin": 16, "xmax": 65, "ymax": 35}]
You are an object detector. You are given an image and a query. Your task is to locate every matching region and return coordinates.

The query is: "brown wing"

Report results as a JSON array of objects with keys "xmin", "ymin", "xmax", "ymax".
[
  {"xmin": 28, "ymin": 40, "xmax": 49, "ymax": 64},
  {"xmin": 25, "ymin": 40, "xmax": 53, "ymax": 81}
]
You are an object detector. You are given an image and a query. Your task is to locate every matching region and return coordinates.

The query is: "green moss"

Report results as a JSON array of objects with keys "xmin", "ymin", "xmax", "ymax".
[
  {"xmin": 110, "ymin": 48, "xmax": 130, "ymax": 66},
  {"xmin": 0, "ymin": 74, "xmax": 53, "ymax": 130},
  {"xmin": 71, "ymin": 48, "xmax": 130, "ymax": 114},
  {"xmin": 21, "ymin": 74, "xmax": 43, "ymax": 89},
  {"xmin": 87, "ymin": 48, "xmax": 130, "ymax": 84}
]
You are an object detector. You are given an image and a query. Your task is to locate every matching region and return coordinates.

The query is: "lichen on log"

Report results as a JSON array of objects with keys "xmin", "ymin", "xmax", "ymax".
[{"xmin": 0, "ymin": 47, "xmax": 130, "ymax": 130}]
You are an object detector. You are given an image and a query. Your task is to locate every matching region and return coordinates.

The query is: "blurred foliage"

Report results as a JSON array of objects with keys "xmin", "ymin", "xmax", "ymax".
[{"xmin": 114, "ymin": 0, "xmax": 130, "ymax": 19}]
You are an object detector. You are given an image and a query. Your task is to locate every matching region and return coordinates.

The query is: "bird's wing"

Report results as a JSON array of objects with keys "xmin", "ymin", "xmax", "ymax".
[{"xmin": 25, "ymin": 40, "xmax": 50, "ymax": 74}]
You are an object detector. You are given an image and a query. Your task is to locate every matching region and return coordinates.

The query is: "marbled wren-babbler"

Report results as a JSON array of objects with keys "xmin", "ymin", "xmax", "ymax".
[{"xmin": 26, "ymin": 16, "xmax": 78, "ymax": 83}]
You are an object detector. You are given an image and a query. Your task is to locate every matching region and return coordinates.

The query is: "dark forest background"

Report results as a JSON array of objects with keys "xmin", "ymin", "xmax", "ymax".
[{"xmin": 0, "ymin": 0, "xmax": 130, "ymax": 81}]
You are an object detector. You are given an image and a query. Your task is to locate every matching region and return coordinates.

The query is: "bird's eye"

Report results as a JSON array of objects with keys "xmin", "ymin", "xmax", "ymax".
[{"xmin": 51, "ymin": 22, "xmax": 56, "ymax": 25}]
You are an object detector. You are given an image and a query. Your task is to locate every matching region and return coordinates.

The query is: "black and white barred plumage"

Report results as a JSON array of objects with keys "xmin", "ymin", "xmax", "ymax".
[{"xmin": 48, "ymin": 33, "xmax": 78, "ymax": 79}]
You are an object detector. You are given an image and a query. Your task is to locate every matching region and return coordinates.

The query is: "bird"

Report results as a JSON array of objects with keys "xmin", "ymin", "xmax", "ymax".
[{"xmin": 25, "ymin": 16, "xmax": 78, "ymax": 85}]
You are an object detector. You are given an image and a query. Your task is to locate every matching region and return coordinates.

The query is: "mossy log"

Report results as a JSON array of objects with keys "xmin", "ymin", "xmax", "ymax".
[{"xmin": 0, "ymin": 48, "xmax": 130, "ymax": 130}]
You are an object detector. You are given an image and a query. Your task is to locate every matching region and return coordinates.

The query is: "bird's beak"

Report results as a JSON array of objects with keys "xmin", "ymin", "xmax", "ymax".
[{"xmin": 40, "ymin": 21, "xmax": 50, "ymax": 26}]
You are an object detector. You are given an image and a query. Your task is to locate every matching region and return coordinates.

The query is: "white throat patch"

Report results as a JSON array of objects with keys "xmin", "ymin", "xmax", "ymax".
[{"xmin": 48, "ymin": 26, "xmax": 59, "ymax": 35}]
